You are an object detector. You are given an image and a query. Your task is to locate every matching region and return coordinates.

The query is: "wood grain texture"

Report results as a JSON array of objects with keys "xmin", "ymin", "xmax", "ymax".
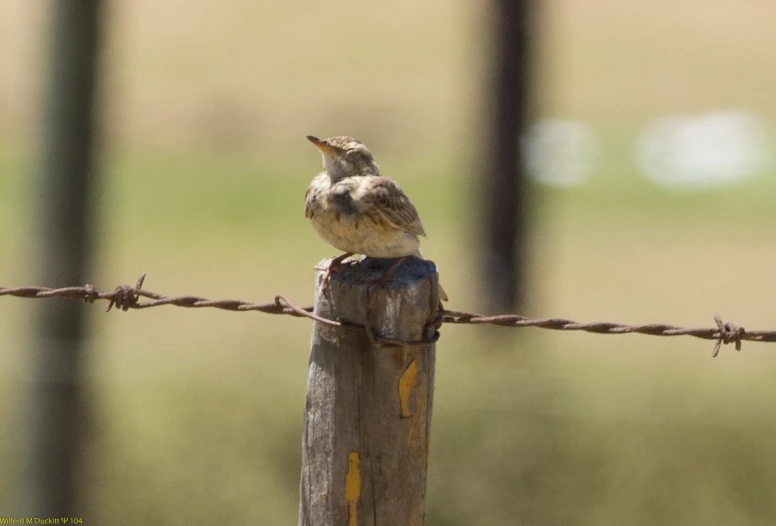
[{"xmin": 299, "ymin": 257, "xmax": 441, "ymax": 526}]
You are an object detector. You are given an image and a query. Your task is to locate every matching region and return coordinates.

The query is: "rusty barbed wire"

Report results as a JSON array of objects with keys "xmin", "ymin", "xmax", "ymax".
[{"xmin": 2, "ymin": 274, "xmax": 773, "ymax": 356}]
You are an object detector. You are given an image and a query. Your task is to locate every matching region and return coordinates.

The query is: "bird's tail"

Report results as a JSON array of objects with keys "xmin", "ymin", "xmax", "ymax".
[{"xmin": 413, "ymin": 250, "xmax": 449, "ymax": 302}]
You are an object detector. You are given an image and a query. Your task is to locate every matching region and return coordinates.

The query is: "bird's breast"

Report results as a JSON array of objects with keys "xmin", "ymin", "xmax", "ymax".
[{"xmin": 306, "ymin": 180, "xmax": 419, "ymax": 258}]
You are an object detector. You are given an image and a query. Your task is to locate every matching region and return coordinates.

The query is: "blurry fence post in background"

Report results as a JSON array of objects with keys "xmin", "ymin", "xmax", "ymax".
[
  {"xmin": 24, "ymin": 0, "xmax": 104, "ymax": 516},
  {"xmin": 299, "ymin": 258, "xmax": 440, "ymax": 526},
  {"xmin": 482, "ymin": 0, "xmax": 535, "ymax": 311}
]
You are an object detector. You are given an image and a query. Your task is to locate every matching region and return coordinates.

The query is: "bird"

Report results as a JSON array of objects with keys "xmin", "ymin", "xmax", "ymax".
[{"xmin": 304, "ymin": 135, "xmax": 448, "ymax": 301}]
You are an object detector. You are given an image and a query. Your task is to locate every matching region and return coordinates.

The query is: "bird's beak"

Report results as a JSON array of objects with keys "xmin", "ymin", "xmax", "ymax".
[{"xmin": 307, "ymin": 135, "xmax": 336, "ymax": 154}]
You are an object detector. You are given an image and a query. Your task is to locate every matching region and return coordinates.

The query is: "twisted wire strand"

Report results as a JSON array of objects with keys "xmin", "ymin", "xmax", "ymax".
[{"xmin": 1, "ymin": 274, "xmax": 768, "ymax": 356}]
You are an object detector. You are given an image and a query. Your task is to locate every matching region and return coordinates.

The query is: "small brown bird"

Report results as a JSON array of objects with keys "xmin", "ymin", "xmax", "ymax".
[{"xmin": 305, "ymin": 135, "xmax": 448, "ymax": 301}]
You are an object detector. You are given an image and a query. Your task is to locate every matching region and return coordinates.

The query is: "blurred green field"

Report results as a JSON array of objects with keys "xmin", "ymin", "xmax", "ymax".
[
  {"xmin": 3, "ymin": 141, "xmax": 776, "ymax": 524},
  {"xmin": 2, "ymin": 0, "xmax": 776, "ymax": 524}
]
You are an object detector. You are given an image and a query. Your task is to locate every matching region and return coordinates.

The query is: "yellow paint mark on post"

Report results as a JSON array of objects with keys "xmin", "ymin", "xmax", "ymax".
[
  {"xmin": 345, "ymin": 452, "xmax": 361, "ymax": 526},
  {"xmin": 399, "ymin": 359, "xmax": 418, "ymax": 417}
]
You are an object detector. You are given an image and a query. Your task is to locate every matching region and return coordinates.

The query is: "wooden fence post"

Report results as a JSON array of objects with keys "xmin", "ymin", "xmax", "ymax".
[
  {"xmin": 299, "ymin": 257, "xmax": 441, "ymax": 526},
  {"xmin": 26, "ymin": 0, "xmax": 103, "ymax": 516}
]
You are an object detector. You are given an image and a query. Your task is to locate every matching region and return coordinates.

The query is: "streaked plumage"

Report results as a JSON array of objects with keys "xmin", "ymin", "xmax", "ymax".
[{"xmin": 305, "ymin": 135, "xmax": 448, "ymax": 300}]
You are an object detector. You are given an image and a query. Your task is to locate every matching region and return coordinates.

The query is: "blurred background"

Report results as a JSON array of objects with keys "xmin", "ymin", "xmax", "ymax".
[{"xmin": 2, "ymin": 0, "xmax": 776, "ymax": 524}]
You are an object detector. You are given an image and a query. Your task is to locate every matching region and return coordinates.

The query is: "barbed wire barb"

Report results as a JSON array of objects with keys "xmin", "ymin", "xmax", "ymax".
[{"xmin": 2, "ymin": 274, "xmax": 774, "ymax": 356}]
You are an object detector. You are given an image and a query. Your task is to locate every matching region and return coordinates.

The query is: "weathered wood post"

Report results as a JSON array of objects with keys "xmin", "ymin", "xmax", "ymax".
[{"xmin": 299, "ymin": 257, "xmax": 441, "ymax": 526}]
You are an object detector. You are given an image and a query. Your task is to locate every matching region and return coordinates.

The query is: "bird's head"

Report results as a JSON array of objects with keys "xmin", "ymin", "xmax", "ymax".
[{"xmin": 307, "ymin": 135, "xmax": 380, "ymax": 182}]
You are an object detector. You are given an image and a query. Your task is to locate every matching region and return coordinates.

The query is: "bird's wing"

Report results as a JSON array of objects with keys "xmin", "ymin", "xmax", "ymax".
[{"xmin": 361, "ymin": 177, "xmax": 426, "ymax": 237}]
